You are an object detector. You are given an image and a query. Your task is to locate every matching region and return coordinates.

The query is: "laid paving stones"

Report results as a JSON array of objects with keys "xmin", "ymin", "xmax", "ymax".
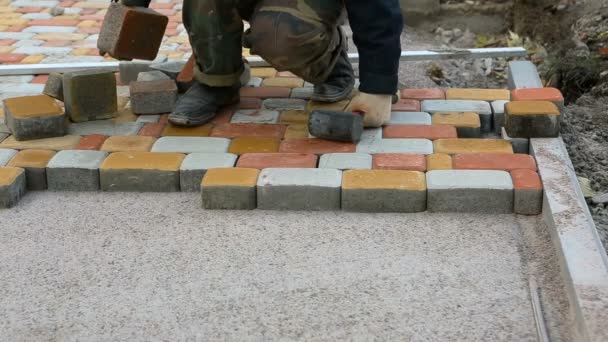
[
  {"xmin": 150, "ymin": 60, "xmax": 187, "ymax": 80},
  {"xmin": 230, "ymin": 109, "xmax": 280, "ymax": 124},
  {"xmin": 46, "ymin": 150, "xmax": 108, "ymax": 191},
  {"xmin": 162, "ymin": 123, "xmax": 212, "ymax": 137},
  {"xmin": 357, "ymin": 138, "xmax": 433, "ymax": 155},
  {"xmin": 318, "ymin": 153, "xmax": 372, "ymax": 170},
  {"xmin": 201, "ymin": 168, "xmax": 260, "ymax": 210},
  {"xmin": 280, "ymin": 139, "xmax": 356, "ymax": 154},
  {"xmin": 426, "ymin": 170, "xmax": 514, "ymax": 213},
  {"xmin": 100, "ymin": 151, "xmax": 185, "ymax": 192},
  {"xmin": 383, "ymin": 125, "xmax": 457, "ymax": 140},
  {"xmin": 0, "ymin": 135, "xmax": 81, "ymax": 151},
  {"xmin": 401, "ymin": 88, "xmax": 445, "ymax": 100},
  {"xmin": 492, "ymin": 100, "xmax": 509, "ymax": 135},
  {"xmin": 358, "ymin": 128, "xmax": 383, "ymax": 147},
  {"xmin": 386, "ymin": 112, "xmax": 431, "ymax": 126},
  {"xmin": 511, "ymin": 169, "xmax": 543, "ymax": 215},
  {"xmin": 257, "ymin": 168, "xmax": 342, "ymax": 211},
  {"xmin": 372, "ymin": 153, "xmax": 426, "ymax": 171},
  {"xmin": 100, "ymin": 136, "xmax": 156, "ymax": 152},
  {"xmin": 342, "ymin": 170, "xmax": 427, "ymax": 212},
  {"xmin": 433, "ymin": 139, "xmax": 513, "ymax": 154},
  {"xmin": 261, "ymin": 98, "xmax": 306, "ymax": 111},
  {"xmin": 130, "ymin": 79, "xmax": 178, "ymax": 114},
  {"xmin": 421, "ymin": 100, "xmax": 492, "ymax": 116},
  {"xmin": 511, "ymin": 87, "xmax": 564, "ymax": 107},
  {"xmin": 236, "ymin": 153, "xmax": 318, "ymax": 169},
  {"xmin": 306, "ymin": 99, "xmax": 350, "ymax": 113},
  {"xmin": 211, "ymin": 123, "xmax": 286, "ymax": 139},
  {"xmin": 151, "ymin": 137, "xmax": 230, "ymax": 153},
  {"xmin": 505, "ymin": 101, "xmax": 561, "ymax": 138},
  {"xmin": 446, "ymin": 88, "xmax": 510, "ymax": 101},
  {"xmin": 426, "ymin": 153, "xmax": 452, "ymax": 170},
  {"xmin": 42, "ymin": 72, "xmax": 63, "ymax": 101},
  {"xmin": 501, "ymin": 127, "xmax": 530, "ymax": 154},
  {"xmin": 0, "ymin": 149, "xmax": 17, "ymax": 166},
  {"xmin": 135, "ymin": 115, "xmax": 161, "ymax": 124},
  {"xmin": 180, "ymin": 153, "xmax": 238, "ymax": 192},
  {"xmin": 452, "ymin": 153, "xmax": 536, "ymax": 171},
  {"xmin": 431, "ymin": 112, "xmax": 481, "ymax": 138},
  {"xmin": 137, "ymin": 70, "xmax": 170, "ymax": 82},
  {"xmin": 392, "ymin": 99, "xmax": 420, "ymax": 112},
  {"xmin": 68, "ymin": 121, "xmax": 143, "ymax": 136},
  {"xmin": 3, "ymin": 94, "xmax": 65, "ymax": 140},
  {"xmin": 290, "ymin": 87, "xmax": 314, "ymax": 100},
  {"xmin": 7, "ymin": 149, "xmax": 55, "ymax": 190},
  {"xmin": 63, "ymin": 70, "xmax": 117, "ymax": 122},
  {"xmin": 262, "ymin": 77, "xmax": 304, "ymax": 88},
  {"xmin": 240, "ymin": 87, "xmax": 291, "ymax": 99},
  {"xmin": 251, "ymin": 67, "xmax": 277, "ymax": 78},
  {"xmin": 228, "ymin": 137, "xmax": 280, "ymax": 155},
  {"xmin": 0, "ymin": 166, "xmax": 26, "ymax": 208},
  {"xmin": 75, "ymin": 134, "xmax": 108, "ymax": 150},
  {"xmin": 508, "ymin": 61, "xmax": 543, "ymax": 89},
  {"xmin": 280, "ymin": 110, "xmax": 309, "ymax": 124}
]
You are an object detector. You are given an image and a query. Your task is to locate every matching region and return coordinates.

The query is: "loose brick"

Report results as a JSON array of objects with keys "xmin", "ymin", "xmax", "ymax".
[
  {"xmin": 63, "ymin": 70, "xmax": 117, "ymax": 122},
  {"xmin": 426, "ymin": 170, "xmax": 514, "ymax": 213},
  {"xmin": 508, "ymin": 61, "xmax": 543, "ymax": 90},
  {"xmin": 239, "ymin": 87, "xmax": 291, "ymax": 99},
  {"xmin": 151, "ymin": 137, "xmax": 230, "ymax": 153},
  {"xmin": 421, "ymin": 100, "xmax": 492, "ymax": 115},
  {"xmin": 46, "ymin": 150, "xmax": 107, "ymax": 191},
  {"xmin": 318, "ymin": 153, "xmax": 372, "ymax": 170},
  {"xmin": 75, "ymin": 134, "xmax": 108, "ymax": 150},
  {"xmin": 342, "ymin": 170, "xmax": 426, "ymax": 212},
  {"xmin": 262, "ymin": 77, "xmax": 303, "ymax": 88},
  {"xmin": 211, "ymin": 123, "xmax": 286, "ymax": 139},
  {"xmin": 501, "ymin": 127, "xmax": 529, "ymax": 154},
  {"xmin": 236, "ymin": 153, "xmax": 318, "ymax": 169},
  {"xmin": 137, "ymin": 70, "xmax": 170, "ymax": 82},
  {"xmin": 357, "ymin": 138, "xmax": 433, "ymax": 155},
  {"xmin": 392, "ymin": 99, "xmax": 420, "ymax": 112},
  {"xmin": 97, "ymin": 3, "xmax": 168, "ymax": 61},
  {"xmin": 42, "ymin": 72, "xmax": 63, "ymax": 101},
  {"xmin": 257, "ymin": 168, "xmax": 342, "ymax": 211},
  {"xmin": 383, "ymin": 125, "xmax": 457, "ymax": 140},
  {"xmin": 280, "ymin": 138, "xmax": 356, "ymax": 154},
  {"xmin": 0, "ymin": 166, "xmax": 26, "ymax": 208},
  {"xmin": 511, "ymin": 169, "xmax": 543, "ymax": 215},
  {"xmin": 68, "ymin": 121, "xmax": 143, "ymax": 136},
  {"xmin": 3, "ymin": 95, "xmax": 66, "ymax": 141},
  {"xmin": 433, "ymin": 139, "xmax": 513, "ymax": 154},
  {"xmin": 7, "ymin": 149, "xmax": 55, "ymax": 190},
  {"xmin": 262, "ymin": 98, "xmax": 307, "ymax": 111},
  {"xmin": 453, "ymin": 153, "xmax": 536, "ymax": 171},
  {"xmin": 180, "ymin": 153, "xmax": 237, "ymax": 192},
  {"xmin": 118, "ymin": 56, "xmax": 167, "ymax": 84},
  {"xmin": 426, "ymin": 153, "xmax": 452, "ymax": 170},
  {"xmin": 492, "ymin": 100, "xmax": 509, "ymax": 135},
  {"xmin": 150, "ymin": 60, "xmax": 186, "ymax": 80},
  {"xmin": 431, "ymin": 112, "xmax": 481, "ymax": 138},
  {"xmin": 0, "ymin": 135, "xmax": 81, "ymax": 151},
  {"xmin": 373, "ymin": 154, "xmax": 426, "ymax": 171},
  {"xmin": 130, "ymin": 79, "xmax": 177, "ymax": 114},
  {"xmin": 446, "ymin": 88, "xmax": 510, "ymax": 101},
  {"xmin": 0, "ymin": 149, "xmax": 18, "ymax": 166},
  {"xmin": 230, "ymin": 109, "xmax": 280, "ymax": 124},
  {"xmin": 100, "ymin": 136, "xmax": 156, "ymax": 152},
  {"xmin": 505, "ymin": 101, "xmax": 560, "ymax": 138},
  {"xmin": 401, "ymin": 88, "xmax": 445, "ymax": 100},
  {"xmin": 386, "ymin": 112, "xmax": 431, "ymax": 126},
  {"xmin": 201, "ymin": 168, "xmax": 259, "ymax": 210},
  {"xmin": 161, "ymin": 123, "xmax": 212, "ymax": 137},
  {"xmin": 511, "ymin": 88, "xmax": 564, "ymax": 107},
  {"xmin": 100, "ymin": 151, "xmax": 184, "ymax": 192}
]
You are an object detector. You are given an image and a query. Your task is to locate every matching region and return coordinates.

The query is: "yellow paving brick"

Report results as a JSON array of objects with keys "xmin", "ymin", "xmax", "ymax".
[
  {"xmin": 0, "ymin": 135, "xmax": 80, "ymax": 151},
  {"xmin": 7, "ymin": 149, "xmax": 55, "ymax": 168},
  {"xmin": 228, "ymin": 137, "xmax": 280, "ymax": 155},
  {"xmin": 0, "ymin": 25, "xmax": 7, "ymax": 31},
  {"xmin": 0, "ymin": 166, "xmax": 23, "ymax": 186},
  {"xmin": 3, "ymin": 95, "xmax": 62, "ymax": 119},
  {"xmin": 71, "ymin": 48, "xmax": 94, "ymax": 56},
  {"xmin": 505, "ymin": 101, "xmax": 560, "ymax": 116},
  {"xmin": 262, "ymin": 77, "xmax": 304, "ymax": 88},
  {"xmin": 251, "ymin": 67, "xmax": 277, "ymax": 78},
  {"xmin": 101, "ymin": 151, "xmax": 184, "ymax": 171},
  {"xmin": 34, "ymin": 33, "xmax": 87, "ymax": 41},
  {"xmin": 284, "ymin": 124, "xmax": 309, "ymax": 139},
  {"xmin": 446, "ymin": 88, "xmax": 510, "ymax": 101},
  {"xmin": 20, "ymin": 55, "xmax": 45, "ymax": 64},
  {"xmin": 280, "ymin": 110, "xmax": 309, "ymax": 124},
  {"xmin": 432, "ymin": 112, "xmax": 480, "ymax": 127},
  {"xmin": 166, "ymin": 35, "xmax": 189, "ymax": 44},
  {"xmin": 0, "ymin": 12, "xmax": 22, "ymax": 18},
  {"xmin": 162, "ymin": 123, "xmax": 212, "ymax": 137},
  {"xmin": 0, "ymin": 46, "xmax": 14, "ymax": 53},
  {"xmin": 202, "ymin": 168, "xmax": 260, "ymax": 187},
  {"xmin": 1, "ymin": 19, "xmax": 26, "ymax": 25},
  {"xmin": 433, "ymin": 139, "xmax": 513, "ymax": 154},
  {"xmin": 112, "ymin": 108, "xmax": 138, "ymax": 122},
  {"xmin": 426, "ymin": 153, "xmax": 452, "ymax": 170},
  {"xmin": 306, "ymin": 99, "xmax": 350, "ymax": 113},
  {"xmin": 77, "ymin": 19, "xmax": 98, "ymax": 28},
  {"xmin": 100, "ymin": 136, "xmax": 156, "ymax": 152},
  {"xmin": 342, "ymin": 170, "xmax": 426, "ymax": 190}
]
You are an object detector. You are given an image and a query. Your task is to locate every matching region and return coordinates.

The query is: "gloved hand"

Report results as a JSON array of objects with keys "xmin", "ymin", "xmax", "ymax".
[{"xmin": 346, "ymin": 92, "xmax": 392, "ymax": 127}]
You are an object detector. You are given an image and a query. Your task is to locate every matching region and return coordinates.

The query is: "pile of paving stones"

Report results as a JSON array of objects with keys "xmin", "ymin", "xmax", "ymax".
[{"xmin": 0, "ymin": 60, "xmax": 562, "ymax": 214}]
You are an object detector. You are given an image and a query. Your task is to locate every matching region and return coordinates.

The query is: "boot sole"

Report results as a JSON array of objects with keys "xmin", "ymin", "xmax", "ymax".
[{"xmin": 168, "ymin": 96, "xmax": 240, "ymax": 127}]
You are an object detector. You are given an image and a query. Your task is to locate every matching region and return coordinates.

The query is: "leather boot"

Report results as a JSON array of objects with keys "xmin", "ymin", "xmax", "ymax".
[{"xmin": 168, "ymin": 82, "xmax": 240, "ymax": 127}]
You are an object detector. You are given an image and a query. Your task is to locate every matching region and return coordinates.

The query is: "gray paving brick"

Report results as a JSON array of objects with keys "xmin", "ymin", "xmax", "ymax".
[
  {"xmin": 150, "ymin": 60, "xmax": 187, "ymax": 80},
  {"xmin": 137, "ymin": 71, "xmax": 170, "ymax": 82},
  {"xmin": 21, "ymin": 13, "xmax": 52, "ymax": 19},
  {"xmin": 357, "ymin": 139, "xmax": 433, "ymax": 155},
  {"xmin": 135, "ymin": 115, "xmax": 161, "ymax": 123},
  {"xmin": 261, "ymin": 98, "xmax": 306, "ymax": 111},
  {"xmin": 0, "ymin": 167, "xmax": 26, "ymax": 209},
  {"xmin": 386, "ymin": 112, "xmax": 431, "ymax": 126},
  {"xmin": 11, "ymin": 0, "xmax": 58, "ymax": 7},
  {"xmin": 501, "ymin": 127, "xmax": 529, "ymax": 154},
  {"xmin": 359, "ymin": 128, "xmax": 383, "ymax": 146},
  {"xmin": 319, "ymin": 153, "xmax": 372, "ymax": 170},
  {"xmin": 0, "ymin": 149, "xmax": 17, "ymax": 166},
  {"xmin": 23, "ymin": 26, "xmax": 76, "ymax": 33},
  {"xmin": 180, "ymin": 153, "xmax": 237, "ymax": 192},
  {"xmin": 492, "ymin": 100, "xmax": 509, "ymax": 135},
  {"xmin": 245, "ymin": 77, "xmax": 263, "ymax": 87},
  {"xmin": 257, "ymin": 168, "xmax": 342, "ymax": 211},
  {"xmin": 421, "ymin": 100, "xmax": 492, "ymax": 115},
  {"xmin": 515, "ymin": 188, "xmax": 542, "ymax": 215},
  {"xmin": 68, "ymin": 121, "xmax": 143, "ymax": 136},
  {"xmin": 12, "ymin": 39, "xmax": 44, "ymax": 47},
  {"xmin": 426, "ymin": 170, "xmax": 514, "ymax": 213},
  {"xmin": 507, "ymin": 61, "xmax": 543, "ymax": 90},
  {"xmin": 0, "ymin": 124, "xmax": 11, "ymax": 134},
  {"xmin": 0, "ymin": 84, "xmax": 44, "ymax": 95},
  {"xmin": 46, "ymin": 150, "xmax": 108, "ymax": 191},
  {"xmin": 0, "ymin": 76, "xmax": 35, "ymax": 83},
  {"xmin": 151, "ymin": 137, "xmax": 231, "ymax": 153},
  {"xmin": 63, "ymin": 70, "xmax": 118, "ymax": 122},
  {"xmin": 231, "ymin": 109, "xmax": 280, "ymax": 124},
  {"xmin": 14, "ymin": 47, "xmax": 72, "ymax": 55},
  {"xmin": 290, "ymin": 87, "xmax": 314, "ymax": 100},
  {"xmin": 119, "ymin": 55, "xmax": 168, "ymax": 84},
  {"xmin": 42, "ymin": 72, "xmax": 63, "ymax": 101},
  {"xmin": 0, "ymin": 32, "xmax": 35, "ymax": 40}
]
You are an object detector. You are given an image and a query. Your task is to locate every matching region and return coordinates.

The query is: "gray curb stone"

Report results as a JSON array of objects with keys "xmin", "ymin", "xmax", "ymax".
[
  {"xmin": 318, "ymin": 153, "xmax": 372, "ymax": 170},
  {"xmin": 257, "ymin": 168, "xmax": 342, "ymax": 211},
  {"xmin": 180, "ymin": 153, "xmax": 238, "ymax": 192},
  {"xmin": 0, "ymin": 149, "xmax": 17, "ymax": 166},
  {"xmin": 151, "ymin": 137, "xmax": 231, "ymax": 153},
  {"xmin": 100, "ymin": 169, "xmax": 180, "ymax": 192},
  {"xmin": 46, "ymin": 150, "xmax": 108, "ymax": 191},
  {"xmin": 387, "ymin": 111, "xmax": 431, "ymax": 125},
  {"xmin": 0, "ymin": 167, "xmax": 26, "ymax": 208},
  {"xmin": 68, "ymin": 121, "xmax": 143, "ymax": 136},
  {"xmin": 357, "ymin": 139, "xmax": 433, "ymax": 154},
  {"xmin": 507, "ymin": 61, "xmax": 543, "ymax": 90}
]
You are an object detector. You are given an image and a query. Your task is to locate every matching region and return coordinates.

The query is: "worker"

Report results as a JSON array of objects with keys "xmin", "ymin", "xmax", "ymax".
[{"xmin": 169, "ymin": 0, "xmax": 403, "ymax": 128}]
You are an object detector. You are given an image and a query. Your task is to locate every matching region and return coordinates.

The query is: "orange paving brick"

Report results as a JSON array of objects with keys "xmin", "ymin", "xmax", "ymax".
[
  {"xmin": 7, "ymin": 149, "xmax": 55, "ymax": 168},
  {"xmin": 401, "ymin": 88, "xmax": 445, "ymax": 100},
  {"xmin": 426, "ymin": 153, "xmax": 452, "ymax": 170},
  {"xmin": 0, "ymin": 166, "xmax": 23, "ymax": 186},
  {"xmin": 162, "ymin": 123, "xmax": 212, "ymax": 137},
  {"xmin": 28, "ymin": 19, "xmax": 80, "ymax": 26},
  {"xmin": 392, "ymin": 99, "xmax": 420, "ymax": 112},
  {"xmin": 0, "ymin": 135, "xmax": 81, "ymax": 151},
  {"xmin": 210, "ymin": 123, "xmax": 286, "ymax": 139},
  {"xmin": 452, "ymin": 153, "xmax": 537, "ymax": 171},
  {"xmin": 20, "ymin": 55, "xmax": 45, "ymax": 64},
  {"xmin": 43, "ymin": 40, "xmax": 72, "ymax": 47},
  {"xmin": 511, "ymin": 169, "xmax": 543, "ymax": 190},
  {"xmin": 342, "ymin": 170, "xmax": 426, "ymax": 191},
  {"xmin": 75, "ymin": 134, "xmax": 108, "ymax": 150},
  {"xmin": 383, "ymin": 125, "xmax": 457, "ymax": 140},
  {"xmin": 138, "ymin": 122, "xmax": 166, "ymax": 137},
  {"xmin": 372, "ymin": 154, "xmax": 426, "ymax": 171},
  {"xmin": 0, "ymin": 53, "xmax": 26, "ymax": 63},
  {"xmin": 228, "ymin": 137, "xmax": 281, "ymax": 155},
  {"xmin": 284, "ymin": 124, "xmax": 309, "ymax": 139},
  {"xmin": 446, "ymin": 88, "xmax": 510, "ymax": 101},
  {"xmin": 433, "ymin": 139, "xmax": 513, "ymax": 154},
  {"xmin": 100, "ymin": 136, "xmax": 156, "ymax": 152},
  {"xmin": 511, "ymin": 88, "xmax": 564, "ymax": 104},
  {"xmin": 3, "ymin": 95, "xmax": 62, "ymax": 119},
  {"xmin": 432, "ymin": 112, "xmax": 480, "ymax": 127},
  {"xmin": 210, "ymin": 108, "xmax": 233, "ymax": 124},
  {"xmin": 279, "ymin": 139, "xmax": 356, "ymax": 154},
  {"xmin": 280, "ymin": 110, "xmax": 309, "ymax": 124},
  {"xmin": 239, "ymin": 87, "xmax": 291, "ymax": 98},
  {"xmin": 0, "ymin": 39, "xmax": 15, "ymax": 46},
  {"xmin": 505, "ymin": 101, "xmax": 560, "ymax": 116},
  {"xmin": 262, "ymin": 77, "xmax": 304, "ymax": 88},
  {"xmin": 236, "ymin": 153, "xmax": 318, "ymax": 169},
  {"xmin": 101, "ymin": 151, "xmax": 184, "ymax": 171},
  {"xmin": 276, "ymin": 71, "xmax": 297, "ymax": 78}
]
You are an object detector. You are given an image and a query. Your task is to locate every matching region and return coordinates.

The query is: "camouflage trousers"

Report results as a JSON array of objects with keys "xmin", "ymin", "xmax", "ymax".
[{"xmin": 183, "ymin": 0, "xmax": 346, "ymax": 87}]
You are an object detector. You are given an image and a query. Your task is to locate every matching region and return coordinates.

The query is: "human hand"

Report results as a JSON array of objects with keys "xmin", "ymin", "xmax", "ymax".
[{"xmin": 346, "ymin": 92, "xmax": 392, "ymax": 127}]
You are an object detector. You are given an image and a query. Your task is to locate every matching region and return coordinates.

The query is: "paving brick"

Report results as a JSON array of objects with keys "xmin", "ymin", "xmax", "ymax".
[
  {"xmin": 372, "ymin": 153, "xmax": 426, "ymax": 171},
  {"xmin": 226, "ymin": 137, "xmax": 278, "ymax": 155},
  {"xmin": 290, "ymin": 87, "xmax": 314, "ymax": 100},
  {"xmin": 280, "ymin": 110, "xmax": 308, "ymax": 124},
  {"xmin": 431, "ymin": 112, "xmax": 481, "ymax": 138},
  {"xmin": 46, "ymin": 150, "xmax": 107, "ymax": 191},
  {"xmin": 452, "ymin": 153, "xmax": 536, "ymax": 171},
  {"xmin": 505, "ymin": 101, "xmax": 560, "ymax": 138},
  {"xmin": 63, "ymin": 70, "xmax": 117, "ymax": 122},
  {"xmin": 342, "ymin": 170, "xmax": 426, "ymax": 212},
  {"xmin": 137, "ymin": 70, "xmax": 170, "ymax": 82},
  {"xmin": 234, "ymin": 97, "xmax": 262, "ymax": 110},
  {"xmin": 401, "ymin": 88, "xmax": 445, "ymax": 100},
  {"xmin": 3, "ymin": 95, "xmax": 66, "ymax": 141},
  {"xmin": 68, "ymin": 121, "xmax": 143, "ymax": 136},
  {"xmin": 508, "ymin": 61, "xmax": 543, "ymax": 90},
  {"xmin": 100, "ymin": 136, "xmax": 156, "ymax": 152},
  {"xmin": 511, "ymin": 169, "xmax": 543, "ymax": 215},
  {"xmin": 318, "ymin": 153, "xmax": 372, "ymax": 170},
  {"xmin": 0, "ymin": 149, "xmax": 17, "ymax": 166},
  {"xmin": 386, "ymin": 111, "xmax": 432, "ymax": 126},
  {"xmin": 138, "ymin": 122, "xmax": 165, "ymax": 137},
  {"xmin": 42, "ymin": 72, "xmax": 63, "ymax": 101},
  {"xmin": 392, "ymin": 99, "xmax": 420, "ymax": 112},
  {"xmin": 0, "ymin": 135, "xmax": 81, "ymax": 151},
  {"xmin": 176, "ymin": 54, "xmax": 195, "ymax": 92},
  {"xmin": 239, "ymin": 87, "xmax": 291, "ymax": 99},
  {"xmin": 130, "ymin": 79, "xmax": 177, "ymax": 114},
  {"xmin": 383, "ymin": 125, "xmax": 457, "ymax": 140},
  {"xmin": 135, "ymin": 114, "xmax": 161, "ymax": 124},
  {"xmin": 7, "ymin": 149, "xmax": 55, "ymax": 190},
  {"xmin": 261, "ymin": 98, "xmax": 306, "ymax": 111},
  {"xmin": 97, "ymin": 4, "xmax": 168, "ymax": 61},
  {"xmin": 282, "ymin": 124, "xmax": 309, "ymax": 139},
  {"xmin": 211, "ymin": 123, "xmax": 286, "ymax": 139},
  {"xmin": 491, "ymin": 100, "xmax": 509, "ymax": 135},
  {"xmin": 236, "ymin": 153, "xmax": 318, "ymax": 169},
  {"xmin": 161, "ymin": 123, "xmax": 212, "ymax": 137},
  {"xmin": 257, "ymin": 168, "xmax": 342, "ymax": 211},
  {"xmin": 179, "ymin": 153, "xmax": 237, "ymax": 192},
  {"xmin": 150, "ymin": 136, "xmax": 230, "ymax": 154},
  {"xmin": 0, "ymin": 166, "xmax": 26, "ymax": 208},
  {"xmin": 118, "ymin": 56, "xmax": 168, "ymax": 84},
  {"xmin": 100, "ymin": 151, "xmax": 184, "ymax": 192},
  {"xmin": 356, "ymin": 138, "xmax": 433, "ymax": 155},
  {"xmin": 262, "ymin": 77, "xmax": 303, "ymax": 88},
  {"xmin": 279, "ymin": 139, "xmax": 356, "ymax": 154},
  {"xmin": 251, "ymin": 67, "xmax": 277, "ymax": 78},
  {"xmin": 230, "ymin": 109, "xmax": 280, "ymax": 124},
  {"xmin": 446, "ymin": 88, "xmax": 510, "ymax": 101},
  {"xmin": 426, "ymin": 170, "xmax": 514, "ymax": 213},
  {"xmin": 201, "ymin": 168, "xmax": 259, "ymax": 209},
  {"xmin": 75, "ymin": 134, "xmax": 108, "ymax": 150},
  {"xmin": 421, "ymin": 100, "xmax": 492, "ymax": 115},
  {"xmin": 511, "ymin": 88, "xmax": 564, "ymax": 107},
  {"xmin": 433, "ymin": 139, "xmax": 513, "ymax": 154},
  {"xmin": 210, "ymin": 108, "xmax": 234, "ymax": 124},
  {"xmin": 244, "ymin": 76, "xmax": 263, "ymax": 88},
  {"xmin": 150, "ymin": 60, "xmax": 186, "ymax": 80},
  {"xmin": 501, "ymin": 127, "xmax": 529, "ymax": 154},
  {"xmin": 426, "ymin": 153, "xmax": 452, "ymax": 170}
]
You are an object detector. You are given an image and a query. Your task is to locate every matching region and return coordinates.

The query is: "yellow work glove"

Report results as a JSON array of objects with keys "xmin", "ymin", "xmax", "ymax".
[{"xmin": 346, "ymin": 92, "xmax": 392, "ymax": 128}]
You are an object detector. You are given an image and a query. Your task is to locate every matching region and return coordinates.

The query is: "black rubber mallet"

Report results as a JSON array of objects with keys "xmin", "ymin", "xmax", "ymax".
[{"xmin": 308, "ymin": 110, "xmax": 364, "ymax": 143}]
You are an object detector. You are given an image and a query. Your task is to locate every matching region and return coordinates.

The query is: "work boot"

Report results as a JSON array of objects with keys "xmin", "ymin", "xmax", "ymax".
[
  {"xmin": 168, "ymin": 82, "xmax": 240, "ymax": 127},
  {"xmin": 311, "ymin": 48, "xmax": 355, "ymax": 103}
]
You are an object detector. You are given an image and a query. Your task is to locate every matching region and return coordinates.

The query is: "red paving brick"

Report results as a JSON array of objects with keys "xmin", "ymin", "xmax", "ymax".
[
  {"xmin": 16, "ymin": 7, "xmax": 43, "ymax": 13},
  {"xmin": 42, "ymin": 40, "xmax": 72, "ymax": 47},
  {"xmin": 138, "ymin": 122, "xmax": 166, "ymax": 137},
  {"xmin": 511, "ymin": 88, "xmax": 564, "ymax": 103},
  {"xmin": 236, "ymin": 153, "xmax": 318, "ymax": 169},
  {"xmin": 279, "ymin": 139, "xmax": 356, "ymax": 154},
  {"xmin": 392, "ymin": 99, "xmax": 421, "ymax": 112},
  {"xmin": 401, "ymin": 88, "xmax": 445, "ymax": 100},
  {"xmin": 7, "ymin": 25, "xmax": 27, "ymax": 32},
  {"xmin": 210, "ymin": 108, "xmax": 233, "ymax": 124},
  {"xmin": 0, "ymin": 39, "xmax": 16, "ymax": 46},
  {"xmin": 383, "ymin": 125, "xmax": 457, "ymax": 140},
  {"xmin": 235, "ymin": 97, "xmax": 262, "ymax": 110},
  {"xmin": 31, "ymin": 75, "xmax": 49, "ymax": 84},
  {"xmin": 210, "ymin": 123, "xmax": 286, "ymax": 139},
  {"xmin": 452, "ymin": 153, "xmax": 537, "ymax": 171},
  {"xmin": 239, "ymin": 87, "xmax": 291, "ymax": 98},
  {"xmin": 511, "ymin": 169, "xmax": 543, "ymax": 190},
  {"xmin": 75, "ymin": 134, "xmax": 108, "ymax": 150},
  {"xmin": 373, "ymin": 154, "xmax": 427, "ymax": 171},
  {"xmin": 0, "ymin": 53, "xmax": 26, "ymax": 63}
]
